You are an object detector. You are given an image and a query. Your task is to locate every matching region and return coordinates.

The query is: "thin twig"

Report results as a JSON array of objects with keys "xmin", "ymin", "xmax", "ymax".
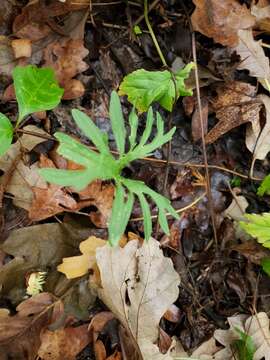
[{"xmin": 192, "ymin": 32, "xmax": 218, "ymax": 246}]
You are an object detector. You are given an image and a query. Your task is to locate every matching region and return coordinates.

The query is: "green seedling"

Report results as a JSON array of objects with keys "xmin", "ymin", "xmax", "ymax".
[
  {"xmin": 0, "ymin": 65, "xmax": 63, "ymax": 156},
  {"xmin": 232, "ymin": 327, "xmax": 255, "ymax": 360},
  {"xmin": 40, "ymin": 91, "xmax": 179, "ymax": 246},
  {"xmin": 119, "ymin": 63, "xmax": 195, "ymax": 112}
]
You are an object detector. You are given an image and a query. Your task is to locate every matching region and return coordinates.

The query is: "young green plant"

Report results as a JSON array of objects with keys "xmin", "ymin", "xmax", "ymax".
[
  {"xmin": 0, "ymin": 65, "xmax": 63, "ymax": 155},
  {"xmin": 40, "ymin": 91, "xmax": 179, "ymax": 246}
]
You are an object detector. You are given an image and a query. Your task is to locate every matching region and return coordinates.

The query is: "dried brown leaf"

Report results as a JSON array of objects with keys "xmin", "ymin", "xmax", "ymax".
[
  {"xmin": 44, "ymin": 38, "xmax": 88, "ymax": 100},
  {"xmin": 38, "ymin": 324, "xmax": 90, "ymax": 360},
  {"xmin": 205, "ymin": 81, "xmax": 261, "ymax": 144},
  {"xmin": 191, "ymin": 0, "xmax": 255, "ymax": 47}
]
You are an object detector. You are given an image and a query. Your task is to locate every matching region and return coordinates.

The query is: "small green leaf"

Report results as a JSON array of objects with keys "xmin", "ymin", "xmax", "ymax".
[
  {"xmin": 137, "ymin": 193, "xmax": 152, "ymax": 241},
  {"xmin": 71, "ymin": 109, "xmax": 110, "ymax": 155},
  {"xmin": 13, "ymin": 65, "xmax": 63, "ymax": 124},
  {"xmin": 232, "ymin": 327, "xmax": 255, "ymax": 360},
  {"xmin": 110, "ymin": 91, "xmax": 126, "ymax": 156},
  {"xmin": 139, "ymin": 107, "xmax": 154, "ymax": 146},
  {"xmin": 0, "ymin": 113, "xmax": 13, "ymax": 156},
  {"xmin": 258, "ymin": 174, "xmax": 270, "ymax": 196},
  {"xmin": 133, "ymin": 25, "xmax": 142, "ymax": 35},
  {"xmin": 109, "ymin": 183, "xmax": 134, "ymax": 246},
  {"xmin": 119, "ymin": 63, "xmax": 194, "ymax": 112},
  {"xmin": 39, "ymin": 168, "xmax": 96, "ymax": 191},
  {"xmin": 128, "ymin": 107, "xmax": 138, "ymax": 150},
  {"xmin": 240, "ymin": 213, "xmax": 270, "ymax": 248},
  {"xmin": 261, "ymin": 257, "xmax": 270, "ymax": 276}
]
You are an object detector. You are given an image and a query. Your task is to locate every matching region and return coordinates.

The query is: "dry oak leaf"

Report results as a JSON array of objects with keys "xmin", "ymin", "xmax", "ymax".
[
  {"xmin": 44, "ymin": 38, "xmax": 89, "ymax": 100},
  {"xmin": 76, "ymin": 179, "xmax": 115, "ymax": 228},
  {"xmin": 0, "ymin": 293, "xmax": 54, "ymax": 360},
  {"xmin": 29, "ymin": 155, "xmax": 77, "ymax": 221},
  {"xmin": 251, "ymin": 2, "xmax": 270, "ymax": 32},
  {"xmin": 57, "ymin": 236, "xmax": 106, "ymax": 279},
  {"xmin": 249, "ymin": 94, "xmax": 270, "ymax": 162},
  {"xmin": 96, "ymin": 237, "xmax": 180, "ymax": 360},
  {"xmin": 232, "ymin": 29, "xmax": 270, "ymax": 90},
  {"xmin": 214, "ymin": 312, "xmax": 270, "ymax": 360},
  {"xmin": 205, "ymin": 81, "xmax": 262, "ymax": 144},
  {"xmin": 191, "ymin": 0, "xmax": 255, "ymax": 47},
  {"xmin": 38, "ymin": 324, "xmax": 90, "ymax": 360}
]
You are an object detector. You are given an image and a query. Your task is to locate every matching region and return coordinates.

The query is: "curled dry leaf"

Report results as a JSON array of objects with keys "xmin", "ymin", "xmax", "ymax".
[
  {"xmin": 205, "ymin": 81, "xmax": 262, "ymax": 144},
  {"xmin": 232, "ymin": 29, "xmax": 270, "ymax": 90},
  {"xmin": 214, "ymin": 312, "xmax": 270, "ymax": 360},
  {"xmin": 250, "ymin": 95, "xmax": 270, "ymax": 163},
  {"xmin": 191, "ymin": 0, "xmax": 255, "ymax": 47},
  {"xmin": 57, "ymin": 236, "xmax": 106, "ymax": 279},
  {"xmin": 96, "ymin": 237, "xmax": 180, "ymax": 360},
  {"xmin": 44, "ymin": 38, "xmax": 89, "ymax": 100}
]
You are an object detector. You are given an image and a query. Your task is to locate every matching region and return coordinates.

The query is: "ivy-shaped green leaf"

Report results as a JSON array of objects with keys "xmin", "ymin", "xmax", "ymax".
[
  {"xmin": 0, "ymin": 113, "xmax": 13, "ymax": 156},
  {"xmin": 240, "ymin": 213, "xmax": 270, "ymax": 248},
  {"xmin": 13, "ymin": 65, "xmax": 64, "ymax": 124},
  {"xmin": 119, "ymin": 63, "xmax": 195, "ymax": 112}
]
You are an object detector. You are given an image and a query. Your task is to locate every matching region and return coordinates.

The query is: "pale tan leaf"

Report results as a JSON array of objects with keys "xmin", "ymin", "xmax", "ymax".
[
  {"xmin": 251, "ymin": 95, "xmax": 270, "ymax": 161},
  {"xmin": 245, "ymin": 313, "xmax": 270, "ymax": 360},
  {"xmin": 96, "ymin": 238, "xmax": 180, "ymax": 360},
  {"xmin": 213, "ymin": 312, "xmax": 270, "ymax": 360},
  {"xmin": 224, "ymin": 192, "xmax": 249, "ymax": 222},
  {"xmin": 232, "ymin": 29, "xmax": 270, "ymax": 89}
]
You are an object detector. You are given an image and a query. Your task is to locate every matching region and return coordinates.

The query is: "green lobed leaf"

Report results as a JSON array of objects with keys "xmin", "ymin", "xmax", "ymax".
[
  {"xmin": 108, "ymin": 183, "xmax": 134, "ymax": 246},
  {"xmin": 261, "ymin": 257, "xmax": 270, "ymax": 276},
  {"xmin": 71, "ymin": 109, "xmax": 110, "ymax": 155},
  {"xmin": 13, "ymin": 65, "xmax": 64, "ymax": 124},
  {"xmin": 240, "ymin": 213, "xmax": 270, "ymax": 248},
  {"xmin": 40, "ymin": 91, "xmax": 179, "ymax": 246},
  {"xmin": 118, "ymin": 63, "xmax": 194, "ymax": 112},
  {"xmin": 110, "ymin": 91, "xmax": 126, "ymax": 156},
  {"xmin": 128, "ymin": 107, "xmax": 138, "ymax": 150},
  {"xmin": 137, "ymin": 193, "xmax": 152, "ymax": 241},
  {"xmin": 0, "ymin": 113, "xmax": 13, "ymax": 156},
  {"xmin": 258, "ymin": 174, "xmax": 270, "ymax": 196},
  {"xmin": 232, "ymin": 327, "xmax": 255, "ymax": 360},
  {"xmin": 123, "ymin": 178, "xmax": 179, "ymax": 236}
]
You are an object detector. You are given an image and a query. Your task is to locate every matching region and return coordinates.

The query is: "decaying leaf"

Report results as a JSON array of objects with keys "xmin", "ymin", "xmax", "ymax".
[
  {"xmin": 38, "ymin": 324, "xmax": 90, "ymax": 360},
  {"xmin": 76, "ymin": 179, "xmax": 115, "ymax": 228},
  {"xmin": 0, "ymin": 128, "xmax": 48, "ymax": 210},
  {"xmin": 0, "ymin": 293, "xmax": 54, "ymax": 359},
  {"xmin": 96, "ymin": 237, "xmax": 180, "ymax": 359},
  {"xmin": 44, "ymin": 38, "xmax": 89, "ymax": 100},
  {"xmin": 29, "ymin": 155, "xmax": 77, "ymax": 221},
  {"xmin": 232, "ymin": 29, "xmax": 270, "ymax": 90},
  {"xmin": 205, "ymin": 81, "xmax": 261, "ymax": 144},
  {"xmin": 214, "ymin": 312, "xmax": 270, "ymax": 360},
  {"xmin": 191, "ymin": 0, "xmax": 255, "ymax": 47},
  {"xmin": 57, "ymin": 236, "xmax": 106, "ymax": 279}
]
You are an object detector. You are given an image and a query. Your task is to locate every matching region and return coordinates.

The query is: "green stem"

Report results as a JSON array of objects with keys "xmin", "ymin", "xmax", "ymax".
[{"xmin": 144, "ymin": 0, "xmax": 167, "ymax": 67}]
